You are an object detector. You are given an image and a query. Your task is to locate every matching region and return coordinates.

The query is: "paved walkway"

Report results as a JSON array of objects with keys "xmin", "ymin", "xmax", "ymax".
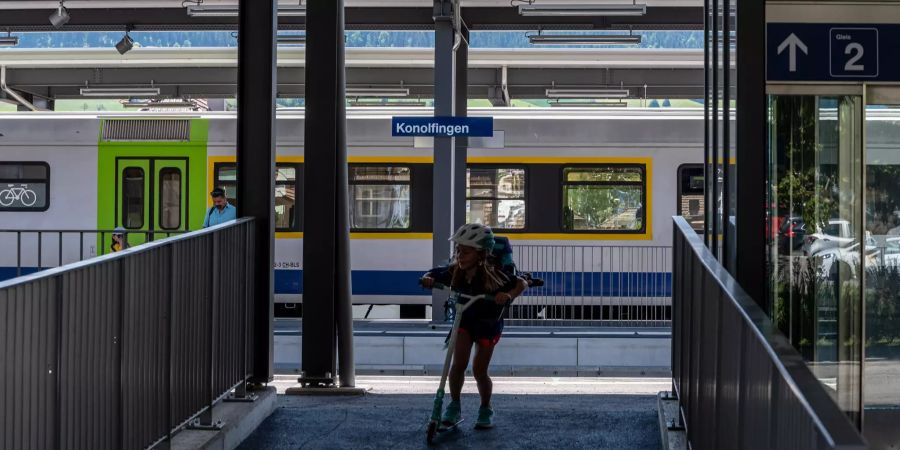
[{"xmin": 239, "ymin": 376, "xmax": 666, "ymax": 450}]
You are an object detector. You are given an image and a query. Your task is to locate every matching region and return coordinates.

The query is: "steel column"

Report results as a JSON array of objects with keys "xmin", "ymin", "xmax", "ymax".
[
  {"xmin": 734, "ymin": 0, "xmax": 766, "ymax": 308},
  {"xmin": 301, "ymin": 0, "xmax": 353, "ymax": 386},
  {"xmin": 237, "ymin": 0, "xmax": 276, "ymax": 383},
  {"xmin": 454, "ymin": 25, "xmax": 469, "ymax": 238},
  {"xmin": 333, "ymin": 0, "xmax": 356, "ymax": 389},
  {"xmin": 431, "ymin": 0, "xmax": 457, "ymax": 320}
]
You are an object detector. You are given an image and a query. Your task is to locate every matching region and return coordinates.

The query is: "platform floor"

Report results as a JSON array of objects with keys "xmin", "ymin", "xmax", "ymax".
[{"xmin": 239, "ymin": 376, "xmax": 666, "ymax": 449}]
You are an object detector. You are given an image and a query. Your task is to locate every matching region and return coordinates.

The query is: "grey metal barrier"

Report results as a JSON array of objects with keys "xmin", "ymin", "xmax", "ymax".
[
  {"xmin": 508, "ymin": 244, "xmax": 672, "ymax": 327},
  {"xmin": 0, "ymin": 229, "xmax": 186, "ymax": 278},
  {"xmin": 671, "ymin": 216, "xmax": 866, "ymax": 449},
  {"xmin": 0, "ymin": 218, "xmax": 256, "ymax": 450}
]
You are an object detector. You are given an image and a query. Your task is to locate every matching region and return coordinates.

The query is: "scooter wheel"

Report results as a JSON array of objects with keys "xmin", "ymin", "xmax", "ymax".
[{"xmin": 426, "ymin": 421, "xmax": 438, "ymax": 444}]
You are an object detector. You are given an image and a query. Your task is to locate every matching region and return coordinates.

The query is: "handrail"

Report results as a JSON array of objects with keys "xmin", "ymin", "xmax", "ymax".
[
  {"xmin": 671, "ymin": 216, "xmax": 866, "ymax": 449},
  {"xmin": 0, "ymin": 220, "xmax": 243, "ymax": 287},
  {"xmin": 0, "ymin": 218, "xmax": 257, "ymax": 449}
]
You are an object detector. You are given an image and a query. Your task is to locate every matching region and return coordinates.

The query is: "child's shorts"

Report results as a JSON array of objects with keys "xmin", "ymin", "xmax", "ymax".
[
  {"xmin": 458, "ymin": 324, "xmax": 502, "ymax": 348},
  {"xmin": 458, "ymin": 314, "xmax": 504, "ymax": 347}
]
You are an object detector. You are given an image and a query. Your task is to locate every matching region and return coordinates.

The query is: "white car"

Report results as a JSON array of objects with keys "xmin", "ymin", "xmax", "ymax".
[
  {"xmin": 803, "ymin": 219, "xmax": 855, "ymax": 256},
  {"xmin": 815, "ymin": 235, "xmax": 900, "ymax": 280}
]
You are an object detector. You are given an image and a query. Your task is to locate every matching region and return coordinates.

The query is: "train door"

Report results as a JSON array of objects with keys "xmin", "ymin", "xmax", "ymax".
[{"xmin": 115, "ymin": 157, "xmax": 189, "ymax": 246}]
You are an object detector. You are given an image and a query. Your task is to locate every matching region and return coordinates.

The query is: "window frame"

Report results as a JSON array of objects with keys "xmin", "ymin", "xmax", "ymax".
[
  {"xmin": 348, "ymin": 163, "xmax": 413, "ymax": 232},
  {"xmin": 560, "ymin": 163, "xmax": 647, "ymax": 234},
  {"xmin": 157, "ymin": 167, "xmax": 182, "ymax": 230},
  {"xmin": 213, "ymin": 162, "xmax": 302, "ymax": 232},
  {"xmin": 465, "ymin": 164, "xmax": 528, "ymax": 232},
  {"xmin": 677, "ymin": 163, "xmax": 705, "ymax": 234},
  {"xmin": 0, "ymin": 161, "xmax": 51, "ymax": 212}
]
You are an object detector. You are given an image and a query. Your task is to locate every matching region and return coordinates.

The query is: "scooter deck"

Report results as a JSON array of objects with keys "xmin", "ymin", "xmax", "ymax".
[{"xmin": 437, "ymin": 418, "xmax": 464, "ymax": 432}]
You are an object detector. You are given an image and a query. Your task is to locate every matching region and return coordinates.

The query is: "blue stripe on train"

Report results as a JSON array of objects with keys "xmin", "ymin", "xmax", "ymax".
[
  {"xmin": 1, "ymin": 268, "xmax": 671, "ymax": 297},
  {"xmin": 274, "ymin": 269, "xmax": 671, "ymax": 297}
]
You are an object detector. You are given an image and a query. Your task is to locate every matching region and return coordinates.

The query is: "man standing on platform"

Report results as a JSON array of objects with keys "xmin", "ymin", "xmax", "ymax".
[{"xmin": 203, "ymin": 187, "xmax": 237, "ymax": 227}]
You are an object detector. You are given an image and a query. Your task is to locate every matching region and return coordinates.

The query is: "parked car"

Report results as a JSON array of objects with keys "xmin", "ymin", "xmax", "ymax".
[
  {"xmin": 778, "ymin": 217, "xmax": 806, "ymax": 254},
  {"xmin": 803, "ymin": 219, "xmax": 855, "ymax": 256},
  {"xmin": 815, "ymin": 235, "xmax": 900, "ymax": 280}
]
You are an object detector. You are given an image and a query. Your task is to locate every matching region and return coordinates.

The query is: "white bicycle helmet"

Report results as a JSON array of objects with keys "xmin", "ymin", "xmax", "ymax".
[{"xmin": 449, "ymin": 223, "xmax": 495, "ymax": 251}]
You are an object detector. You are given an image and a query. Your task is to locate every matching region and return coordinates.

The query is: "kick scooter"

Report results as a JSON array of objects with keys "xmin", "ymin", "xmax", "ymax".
[{"xmin": 421, "ymin": 282, "xmax": 492, "ymax": 445}]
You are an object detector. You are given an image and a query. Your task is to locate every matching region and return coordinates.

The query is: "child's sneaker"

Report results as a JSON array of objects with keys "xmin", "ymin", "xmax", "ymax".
[
  {"xmin": 442, "ymin": 400, "xmax": 462, "ymax": 425},
  {"xmin": 474, "ymin": 405, "xmax": 494, "ymax": 429}
]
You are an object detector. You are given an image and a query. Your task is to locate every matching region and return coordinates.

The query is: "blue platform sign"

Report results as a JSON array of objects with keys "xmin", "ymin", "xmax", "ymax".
[
  {"xmin": 392, "ymin": 116, "xmax": 493, "ymax": 137},
  {"xmin": 767, "ymin": 23, "xmax": 898, "ymax": 82}
]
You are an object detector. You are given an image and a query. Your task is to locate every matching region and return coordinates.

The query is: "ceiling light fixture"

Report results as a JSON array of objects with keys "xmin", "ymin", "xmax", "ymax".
[
  {"xmin": 80, "ymin": 87, "xmax": 161, "ymax": 97},
  {"xmin": 0, "ymin": 32, "xmax": 19, "ymax": 47},
  {"xmin": 115, "ymin": 29, "xmax": 134, "ymax": 55},
  {"xmin": 528, "ymin": 33, "xmax": 642, "ymax": 45},
  {"xmin": 49, "ymin": 0, "xmax": 70, "ymax": 29},
  {"xmin": 346, "ymin": 87, "xmax": 410, "ymax": 98},
  {"xmin": 549, "ymin": 100, "xmax": 628, "ymax": 107},
  {"xmin": 186, "ymin": 5, "xmax": 306, "ymax": 17},
  {"xmin": 546, "ymin": 88, "xmax": 630, "ymax": 99},
  {"xmin": 518, "ymin": 3, "xmax": 646, "ymax": 17},
  {"xmin": 348, "ymin": 100, "xmax": 426, "ymax": 107},
  {"xmin": 277, "ymin": 35, "xmax": 306, "ymax": 45}
]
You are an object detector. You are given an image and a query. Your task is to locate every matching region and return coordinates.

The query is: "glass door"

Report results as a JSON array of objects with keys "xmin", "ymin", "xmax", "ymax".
[
  {"xmin": 767, "ymin": 87, "xmax": 864, "ymax": 425},
  {"xmin": 862, "ymin": 86, "xmax": 900, "ymax": 446}
]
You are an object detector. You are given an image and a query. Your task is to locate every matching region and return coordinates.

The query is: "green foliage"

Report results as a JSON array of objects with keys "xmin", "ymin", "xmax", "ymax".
[{"xmin": 11, "ymin": 31, "xmax": 702, "ymax": 49}]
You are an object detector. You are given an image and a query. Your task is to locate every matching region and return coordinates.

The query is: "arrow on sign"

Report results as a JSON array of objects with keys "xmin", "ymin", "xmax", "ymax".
[{"xmin": 777, "ymin": 33, "xmax": 808, "ymax": 72}]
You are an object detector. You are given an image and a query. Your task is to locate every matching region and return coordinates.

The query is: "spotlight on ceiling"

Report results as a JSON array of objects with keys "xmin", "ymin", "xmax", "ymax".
[
  {"xmin": 0, "ymin": 33, "xmax": 19, "ymax": 47},
  {"xmin": 48, "ymin": 0, "xmax": 70, "ymax": 29},
  {"xmin": 115, "ymin": 30, "xmax": 134, "ymax": 55}
]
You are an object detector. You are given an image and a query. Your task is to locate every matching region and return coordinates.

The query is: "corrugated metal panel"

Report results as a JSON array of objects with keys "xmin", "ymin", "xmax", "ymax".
[{"xmin": 102, "ymin": 120, "xmax": 191, "ymax": 142}]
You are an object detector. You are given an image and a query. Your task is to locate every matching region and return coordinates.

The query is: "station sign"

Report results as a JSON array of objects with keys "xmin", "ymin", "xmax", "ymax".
[
  {"xmin": 767, "ymin": 23, "xmax": 900, "ymax": 82},
  {"xmin": 392, "ymin": 116, "xmax": 493, "ymax": 137}
]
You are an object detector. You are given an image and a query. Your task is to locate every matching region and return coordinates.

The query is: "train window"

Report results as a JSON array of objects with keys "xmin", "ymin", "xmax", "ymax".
[
  {"xmin": 122, "ymin": 167, "xmax": 145, "ymax": 229},
  {"xmin": 275, "ymin": 166, "xmax": 297, "ymax": 230},
  {"xmin": 0, "ymin": 162, "xmax": 50, "ymax": 211},
  {"xmin": 349, "ymin": 165, "xmax": 411, "ymax": 230},
  {"xmin": 466, "ymin": 166, "xmax": 526, "ymax": 229},
  {"xmin": 213, "ymin": 163, "xmax": 301, "ymax": 232},
  {"xmin": 159, "ymin": 168, "xmax": 181, "ymax": 230},
  {"xmin": 561, "ymin": 165, "xmax": 646, "ymax": 232},
  {"xmin": 677, "ymin": 164, "xmax": 704, "ymax": 232}
]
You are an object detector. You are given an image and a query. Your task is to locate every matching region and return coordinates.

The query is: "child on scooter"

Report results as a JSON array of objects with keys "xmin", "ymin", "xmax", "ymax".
[{"xmin": 420, "ymin": 223, "xmax": 528, "ymax": 429}]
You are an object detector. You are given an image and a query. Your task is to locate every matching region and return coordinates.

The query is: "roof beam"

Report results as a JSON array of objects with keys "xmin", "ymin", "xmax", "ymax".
[{"xmin": 0, "ymin": 7, "xmax": 702, "ymax": 31}]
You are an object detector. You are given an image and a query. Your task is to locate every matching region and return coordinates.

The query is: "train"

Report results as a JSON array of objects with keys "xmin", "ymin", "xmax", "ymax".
[{"xmin": 0, "ymin": 108, "xmax": 704, "ymax": 320}]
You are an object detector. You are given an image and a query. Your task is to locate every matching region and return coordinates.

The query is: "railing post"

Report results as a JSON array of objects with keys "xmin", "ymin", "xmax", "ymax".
[
  {"xmin": 189, "ymin": 232, "xmax": 224, "ymax": 430},
  {"xmin": 16, "ymin": 230, "xmax": 21, "ymax": 277},
  {"xmin": 227, "ymin": 223, "xmax": 258, "ymax": 403}
]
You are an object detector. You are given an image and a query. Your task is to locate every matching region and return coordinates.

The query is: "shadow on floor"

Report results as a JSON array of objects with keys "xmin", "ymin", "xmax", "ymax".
[{"xmin": 239, "ymin": 393, "xmax": 660, "ymax": 450}]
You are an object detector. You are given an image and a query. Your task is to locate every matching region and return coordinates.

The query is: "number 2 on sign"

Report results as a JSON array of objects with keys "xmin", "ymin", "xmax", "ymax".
[{"xmin": 845, "ymin": 43, "xmax": 865, "ymax": 71}]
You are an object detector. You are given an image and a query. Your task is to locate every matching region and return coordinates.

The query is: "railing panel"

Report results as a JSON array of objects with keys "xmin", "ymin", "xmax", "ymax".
[
  {"xmin": 0, "ymin": 219, "xmax": 255, "ymax": 450},
  {"xmin": 672, "ymin": 216, "xmax": 866, "ymax": 450},
  {"xmin": 510, "ymin": 244, "xmax": 672, "ymax": 326}
]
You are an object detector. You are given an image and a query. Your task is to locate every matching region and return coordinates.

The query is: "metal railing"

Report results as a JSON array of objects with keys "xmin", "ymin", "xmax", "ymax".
[
  {"xmin": 0, "ymin": 218, "xmax": 256, "ymax": 450},
  {"xmin": 0, "ymin": 229, "xmax": 185, "ymax": 279},
  {"xmin": 672, "ymin": 217, "xmax": 866, "ymax": 449},
  {"xmin": 509, "ymin": 244, "xmax": 671, "ymax": 327}
]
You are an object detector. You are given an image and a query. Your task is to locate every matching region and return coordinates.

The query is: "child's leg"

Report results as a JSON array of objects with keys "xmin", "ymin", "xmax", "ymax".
[
  {"xmin": 449, "ymin": 330, "xmax": 474, "ymax": 402},
  {"xmin": 472, "ymin": 341, "xmax": 496, "ymax": 407}
]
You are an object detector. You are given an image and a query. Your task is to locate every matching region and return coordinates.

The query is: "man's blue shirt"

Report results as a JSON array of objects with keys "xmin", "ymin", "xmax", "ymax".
[{"xmin": 203, "ymin": 203, "xmax": 237, "ymax": 227}]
